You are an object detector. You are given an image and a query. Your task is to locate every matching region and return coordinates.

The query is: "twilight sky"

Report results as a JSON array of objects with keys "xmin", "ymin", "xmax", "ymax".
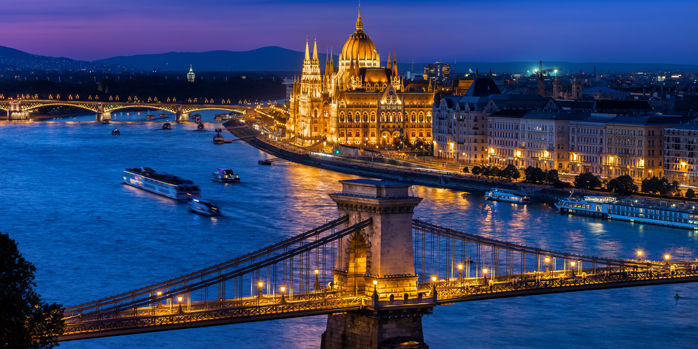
[{"xmin": 1, "ymin": 0, "xmax": 696, "ymax": 64}]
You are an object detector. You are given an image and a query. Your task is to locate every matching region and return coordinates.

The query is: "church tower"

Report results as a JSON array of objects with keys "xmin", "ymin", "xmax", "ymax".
[{"xmin": 187, "ymin": 65, "xmax": 195, "ymax": 82}]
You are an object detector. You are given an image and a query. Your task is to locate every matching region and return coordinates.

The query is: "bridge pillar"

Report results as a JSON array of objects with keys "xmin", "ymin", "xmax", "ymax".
[
  {"xmin": 175, "ymin": 105, "xmax": 188, "ymax": 122},
  {"xmin": 97, "ymin": 112, "xmax": 111, "ymax": 121},
  {"xmin": 8, "ymin": 101, "xmax": 26, "ymax": 120},
  {"xmin": 323, "ymin": 180, "xmax": 428, "ymax": 349}
]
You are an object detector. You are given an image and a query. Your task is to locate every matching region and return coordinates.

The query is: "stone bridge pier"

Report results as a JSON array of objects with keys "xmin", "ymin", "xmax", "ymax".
[
  {"xmin": 175, "ymin": 105, "xmax": 188, "ymax": 122},
  {"xmin": 322, "ymin": 179, "xmax": 429, "ymax": 349}
]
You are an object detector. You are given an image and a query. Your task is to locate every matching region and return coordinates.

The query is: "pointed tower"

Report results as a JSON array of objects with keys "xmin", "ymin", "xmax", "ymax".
[
  {"xmin": 392, "ymin": 49, "xmax": 398, "ymax": 77},
  {"xmin": 387, "ymin": 50, "xmax": 392, "ymax": 70}
]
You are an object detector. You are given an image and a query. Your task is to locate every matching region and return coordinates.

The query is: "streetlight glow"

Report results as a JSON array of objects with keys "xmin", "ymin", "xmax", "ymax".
[
  {"xmin": 544, "ymin": 257, "xmax": 550, "ymax": 263},
  {"xmin": 458, "ymin": 264, "xmax": 463, "ymax": 270},
  {"xmin": 482, "ymin": 268, "xmax": 488, "ymax": 275},
  {"xmin": 570, "ymin": 261, "xmax": 576, "ymax": 267},
  {"xmin": 665, "ymin": 254, "xmax": 671, "ymax": 261},
  {"xmin": 258, "ymin": 281, "xmax": 264, "ymax": 288},
  {"xmin": 177, "ymin": 296, "xmax": 183, "ymax": 303},
  {"xmin": 431, "ymin": 276, "xmax": 437, "ymax": 282}
]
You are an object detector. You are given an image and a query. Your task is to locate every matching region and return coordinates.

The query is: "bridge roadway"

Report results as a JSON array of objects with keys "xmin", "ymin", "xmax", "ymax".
[
  {"xmin": 59, "ymin": 264, "xmax": 698, "ymax": 341},
  {"xmin": 0, "ymin": 99, "xmax": 249, "ymax": 121}
]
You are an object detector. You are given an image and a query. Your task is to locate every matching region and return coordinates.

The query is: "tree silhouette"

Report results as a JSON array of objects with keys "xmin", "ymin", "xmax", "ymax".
[{"xmin": 0, "ymin": 232, "xmax": 64, "ymax": 348}]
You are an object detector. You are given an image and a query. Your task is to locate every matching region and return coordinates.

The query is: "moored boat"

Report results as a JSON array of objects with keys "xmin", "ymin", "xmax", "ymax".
[
  {"xmin": 484, "ymin": 188, "xmax": 530, "ymax": 204},
  {"xmin": 123, "ymin": 167, "xmax": 200, "ymax": 200},
  {"xmin": 556, "ymin": 193, "xmax": 698, "ymax": 230},
  {"xmin": 212, "ymin": 168, "xmax": 240, "ymax": 183},
  {"xmin": 146, "ymin": 114, "xmax": 156, "ymax": 120},
  {"xmin": 159, "ymin": 113, "xmax": 168, "ymax": 119}
]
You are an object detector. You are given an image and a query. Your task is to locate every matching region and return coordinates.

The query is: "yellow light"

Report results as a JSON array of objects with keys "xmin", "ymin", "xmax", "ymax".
[
  {"xmin": 373, "ymin": 280, "xmax": 378, "ymax": 285},
  {"xmin": 280, "ymin": 286, "xmax": 286, "ymax": 293},
  {"xmin": 482, "ymin": 268, "xmax": 488, "ymax": 275},
  {"xmin": 570, "ymin": 261, "xmax": 576, "ymax": 267},
  {"xmin": 314, "ymin": 269, "xmax": 319, "ymax": 275},
  {"xmin": 637, "ymin": 250, "xmax": 643, "ymax": 257},
  {"xmin": 665, "ymin": 254, "xmax": 671, "ymax": 261},
  {"xmin": 156, "ymin": 291, "xmax": 162, "ymax": 296},
  {"xmin": 544, "ymin": 257, "xmax": 550, "ymax": 263},
  {"xmin": 258, "ymin": 281, "xmax": 264, "ymax": 288},
  {"xmin": 431, "ymin": 276, "xmax": 437, "ymax": 282},
  {"xmin": 177, "ymin": 296, "xmax": 183, "ymax": 303},
  {"xmin": 458, "ymin": 264, "xmax": 463, "ymax": 270}
]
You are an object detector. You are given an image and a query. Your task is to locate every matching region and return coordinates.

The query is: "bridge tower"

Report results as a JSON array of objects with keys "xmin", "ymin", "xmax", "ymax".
[
  {"xmin": 174, "ymin": 105, "xmax": 188, "ymax": 122},
  {"xmin": 8, "ymin": 100, "xmax": 26, "ymax": 120},
  {"xmin": 323, "ymin": 179, "xmax": 429, "ymax": 349}
]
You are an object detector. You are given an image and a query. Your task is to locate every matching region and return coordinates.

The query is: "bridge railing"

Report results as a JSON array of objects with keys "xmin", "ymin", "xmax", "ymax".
[
  {"xmin": 64, "ymin": 217, "xmax": 372, "ymax": 323},
  {"xmin": 64, "ymin": 215, "xmax": 349, "ymax": 318},
  {"xmin": 412, "ymin": 219, "xmax": 698, "ymax": 286}
]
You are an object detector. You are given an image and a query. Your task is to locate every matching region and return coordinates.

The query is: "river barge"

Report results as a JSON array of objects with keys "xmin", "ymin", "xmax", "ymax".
[{"xmin": 123, "ymin": 167, "xmax": 200, "ymax": 200}]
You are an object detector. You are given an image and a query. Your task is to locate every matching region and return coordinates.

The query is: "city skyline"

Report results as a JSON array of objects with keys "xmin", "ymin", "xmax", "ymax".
[{"xmin": 2, "ymin": 0, "xmax": 697, "ymax": 64}]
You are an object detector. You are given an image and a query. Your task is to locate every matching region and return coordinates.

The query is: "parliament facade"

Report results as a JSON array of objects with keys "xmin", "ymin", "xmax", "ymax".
[{"xmin": 287, "ymin": 6, "xmax": 435, "ymax": 146}]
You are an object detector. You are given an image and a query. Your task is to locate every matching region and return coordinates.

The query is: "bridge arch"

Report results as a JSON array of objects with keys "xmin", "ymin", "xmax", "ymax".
[
  {"xmin": 104, "ymin": 104, "xmax": 177, "ymax": 114},
  {"xmin": 20, "ymin": 102, "xmax": 100, "ymax": 113}
]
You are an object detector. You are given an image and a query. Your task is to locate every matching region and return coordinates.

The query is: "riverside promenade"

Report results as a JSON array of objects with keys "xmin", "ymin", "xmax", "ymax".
[{"xmin": 226, "ymin": 123, "xmax": 574, "ymax": 202}]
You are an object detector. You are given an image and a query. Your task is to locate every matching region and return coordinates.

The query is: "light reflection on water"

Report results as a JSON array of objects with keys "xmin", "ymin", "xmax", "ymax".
[{"xmin": 0, "ymin": 111, "xmax": 697, "ymax": 348}]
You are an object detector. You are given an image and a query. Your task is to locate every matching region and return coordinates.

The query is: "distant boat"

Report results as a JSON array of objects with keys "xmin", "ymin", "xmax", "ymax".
[
  {"xmin": 212, "ymin": 168, "xmax": 240, "ymax": 183},
  {"xmin": 112, "ymin": 128, "xmax": 120, "ymax": 136},
  {"xmin": 102, "ymin": 119, "xmax": 110, "ymax": 124},
  {"xmin": 123, "ymin": 167, "xmax": 200, "ymax": 200},
  {"xmin": 159, "ymin": 113, "xmax": 168, "ymax": 119},
  {"xmin": 146, "ymin": 114, "xmax": 156, "ymax": 120},
  {"xmin": 258, "ymin": 159, "xmax": 272, "ymax": 166},
  {"xmin": 197, "ymin": 123, "xmax": 205, "ymax": 131},
  {"xmin": 188, "ymin": 198, "xmax": 222, "ymax": 216},
  {"xmin": 484, "ymin": 188, "xmax": 530, "ymax": 204},
  {"xmin": 162, "ymin": 122, "xmax": 172, "ymax": 130}
]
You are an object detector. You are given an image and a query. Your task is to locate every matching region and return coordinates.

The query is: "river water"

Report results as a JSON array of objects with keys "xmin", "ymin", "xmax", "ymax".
[{"xmin": 1, "ymin": 111, "xmax": 697, "ymax": 348}]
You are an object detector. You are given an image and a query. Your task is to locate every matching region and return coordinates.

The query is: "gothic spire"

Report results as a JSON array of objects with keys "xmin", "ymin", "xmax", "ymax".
[
  {"xmin": 387, "ymin": 49, "xmax": 392, "ymax": 70},
  {"xmin": 304, "ymin": 38, "xmax": 310, "ymax": 61},
  {"xmin": 330, "ymin": 47, "xmax": 334, "ymax": 74},
  {"xmin": 325, "ymin": 48, "xmax": 330, "ymax": 75},
  {"xmin": 392, "ymin": 49, "xmax": 398, "ymax": 76},
  {"xmin": 356, "ymin": 1, "xmax": 363, "ymax": 31},
  {"xmin": 312, "ymin": 37, "xmax": 319, "ymax": 62}
]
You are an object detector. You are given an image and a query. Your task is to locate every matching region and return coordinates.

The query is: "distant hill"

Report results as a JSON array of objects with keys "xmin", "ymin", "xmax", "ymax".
[
  {"xmin": 0, "ymin": 46, "xmax": 132, "ymax": 72},
  {"xmin": 95, "ymin": 46, "xmax": 333, "ymax": 72},
  {"xmin": 96, "ymin": 47, "xmax": 698, "ymax": 74}
]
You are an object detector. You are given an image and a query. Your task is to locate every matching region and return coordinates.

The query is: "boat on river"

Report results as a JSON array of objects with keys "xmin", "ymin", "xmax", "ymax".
[
  {"xmin": 555, "ymin": 193, "xmax": 698, "ymax": 230},
  {"xmin": 123, "ymin": 167, "xmax": 200, "ymax": 200},
  {"xmin": 212, "ymin": 168, "xmax": 240, "ymax": 183},
  {"xmin": 112, "ymin": 128, "xmax": 120, "ymax": 135},
  {"xmin": 484, "ymin": 188, "xmax": 530, "ymax": 204},
  {"xmin": 188, "ymin": 198, "xmax": 222, "ymax": 216},
  {"xmin": 146, "ymin": 114, "xmax": 156, "ymax": 120}
]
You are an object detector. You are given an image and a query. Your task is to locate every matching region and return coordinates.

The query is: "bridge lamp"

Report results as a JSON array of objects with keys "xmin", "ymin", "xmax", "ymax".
[
  {"xmin": 177, "ymin": 296, "xmax": 183, "ymax": 303},
  {"xmin": 431, "ymin": 276, "xmax": 437, "ymax": 284},
  {"xmin": 637, "ymin": 250, "xmax": 643, "ymax": 261},
  {"xmin": 156, "ymin": 291, "xmax": 162, "ymax": 297},
  {"xmin": 570, "ymin": 261, "xmax": 576, "ymax": 267},
  {"xmin": 544, "ymin": 257, "xmax": 551, "ymax": 273},
  {"xmin": 665, "ymin": 254, "xmax": 671, "ymax": 262}
]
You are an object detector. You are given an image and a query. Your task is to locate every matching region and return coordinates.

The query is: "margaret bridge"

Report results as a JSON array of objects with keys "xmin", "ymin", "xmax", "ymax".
[
  {"xmin": 0, "ymin": 99, "xmax": 248, "ymax": 122},
  {"xmin": 57, "ymin": 179, "xmax": 698, "ymax": 348}
]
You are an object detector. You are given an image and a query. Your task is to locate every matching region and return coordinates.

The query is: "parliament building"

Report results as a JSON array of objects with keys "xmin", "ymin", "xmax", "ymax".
[{"xmin": 287, "ymin": 5, "xmax": 435, "ymax": 146}]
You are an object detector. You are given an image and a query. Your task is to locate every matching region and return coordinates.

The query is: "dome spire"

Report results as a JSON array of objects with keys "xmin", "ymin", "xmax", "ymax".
[{"xmin": 356, "ymin": 1, "xmax": 363, "ymax": 31}]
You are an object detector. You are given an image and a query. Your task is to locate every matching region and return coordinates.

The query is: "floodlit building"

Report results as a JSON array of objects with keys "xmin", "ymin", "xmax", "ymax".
[
  {"xmin": 664, "ymin": 122, "xmax": 698, "ymax": 185},
  {"xmin": 187, "ymin": 65, "xmax": 195, "ymax": 83},
  {"xmin": 287, "ymin": 5, "xmax": 435, "ymax": 146}
]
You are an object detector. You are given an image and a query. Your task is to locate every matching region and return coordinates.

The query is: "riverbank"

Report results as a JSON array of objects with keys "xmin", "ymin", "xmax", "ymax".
[{"xmin": 226, "ymin": 124, "xmax": 578, "ymax": 203}]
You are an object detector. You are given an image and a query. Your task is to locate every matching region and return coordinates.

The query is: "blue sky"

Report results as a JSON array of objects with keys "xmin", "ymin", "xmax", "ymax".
[{"xmin": 0, "ymin": 0, "xmax": 696, "ymax": 63}]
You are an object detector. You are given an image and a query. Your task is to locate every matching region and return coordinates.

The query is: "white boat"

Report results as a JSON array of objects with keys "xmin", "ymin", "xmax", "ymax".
[
  {"xmin": 555, "ymin": 193, "xmax": 698, "ymax": 230},
  {"xmin": 188, "ymin": 199, "xmax": 222, "ymax": 216},
  {"xmin": 212, "ymin": 168, "xmax": 240, "ymax": 183},
  {"xmin": 484, "ymin": 188, "xmax": 530, "ymax": 204},
  {"xmin": 123, "ymin": 167, "xmax": 201, "ymax": 200}
]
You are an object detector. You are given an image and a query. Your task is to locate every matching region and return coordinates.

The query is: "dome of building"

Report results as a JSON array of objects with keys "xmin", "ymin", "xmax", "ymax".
[{"xmin": 339, "ymin": 5, "xmax": 380, "ymax": 65}]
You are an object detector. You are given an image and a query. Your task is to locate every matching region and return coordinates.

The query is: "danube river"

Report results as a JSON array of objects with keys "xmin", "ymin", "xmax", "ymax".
[{"xmin": 2, "ymin": 111, "xmax": 698, "ymax": 348}]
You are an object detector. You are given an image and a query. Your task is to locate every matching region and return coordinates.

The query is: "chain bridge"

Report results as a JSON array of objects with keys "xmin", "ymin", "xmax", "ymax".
[
  {"xmin": 0, "ymin": 99, "xmax": 248, "ymax": 121},
  {"xmin": 58, "ymin": 180, "xmax": 698, "ymax": 348}
]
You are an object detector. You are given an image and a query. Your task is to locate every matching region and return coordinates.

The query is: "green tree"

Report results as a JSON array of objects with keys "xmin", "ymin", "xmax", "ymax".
[
  {"xmin": 471, "ymin": 166, "xmax": 481, "ymax": 175},
  {"xmin": 501, "ymin": 164, "xmax": 520, "ymax": 180},
  {"xmin": 607, "ymin": 175, "xmax": 638, "ymax": 195},
  {"xmin": 0, "ymin": 232, "xmax": 64, "ymax": 348},
  {"xmin": 481, "ymin": 166, "xmax": 491, "ymax": 178},
  {"xmin": 546, "ymin": 169, "xmax": 559, "ymax": 184},
  {"xmin": 524, "ymin": 166, "xmax": 546, "ymax": 184},
  {"xmin": 490, "ymin": 166, "xmax": 501, "ymax": 178},
  {"xmin": 462, "ymin": 166, "xmax": 470, "ymax": 174},
  {"xmin": 686, "ymin": 188, "xmax": 696, "ymax": 199},
  {"xmin": 574, "ymin": 172, "xmax": 602, "ymax": 189},
  {"xmin": 641, "ymin": 176, "xmax": 661, "ymax": 194}
]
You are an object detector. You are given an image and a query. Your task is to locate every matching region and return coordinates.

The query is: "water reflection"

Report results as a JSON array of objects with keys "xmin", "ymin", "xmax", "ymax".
[{"xmin": 0, "ymin": 112, "xmax": 697, "ymax": 348}]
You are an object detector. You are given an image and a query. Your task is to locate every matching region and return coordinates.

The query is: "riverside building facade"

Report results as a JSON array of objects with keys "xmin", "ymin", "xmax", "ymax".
[
  {"xmin": 664, "ymin": 122, "xmax": 698, "ymax": 185},
  {"xmin": 287, "ymin": 6, "xmax": 435, "ymax": 146}
]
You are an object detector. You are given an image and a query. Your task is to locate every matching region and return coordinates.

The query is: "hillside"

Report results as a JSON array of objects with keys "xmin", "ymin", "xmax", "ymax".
[{"xmin": 0, "ymin": 46, "xmax": 131, "ymax": 72}]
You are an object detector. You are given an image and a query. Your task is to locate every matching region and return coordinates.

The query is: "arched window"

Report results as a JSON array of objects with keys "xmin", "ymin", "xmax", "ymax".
[
  {"xmin": 419, "ymin": 112, "xmax": 424, "ymax": 122},
  {"xmin": 419, "ymin": 132, "xmax": 423, "ymax": 137},
  {"xmin": 411, "ymin": 132, "xmax": 416, "ymax": 137},
  {"xmin": 398, "ymin": 112, "xmax": 403, "ymax": 122},
  {"xmin": 339, "ymin": 112, "xmax": 345, "ymax": 122},
  {"xmin": 348, "ymin": 112, "xmax": 353, "ymax": 123},
  {"xmin": 363, "ymin": 112, "xmax": 369, "ymax": 123},
  {"xmin": 370, "ymin": 131, "xmax": 375, "ymax": 137},
  {"xmin": 356, "ymin": 130, "xmax": 362, "ymax": 138},
  {"xmin": 348, "ymin": 131, "xmax": 353, "ymax": 137},
  {"xmin": 371, "ymin": 112, "xmax": 376, "ymax": 122},
  {"xmin": 340, "ymin": 132, "xmax": 345, "ymax": 137},
  {"xmin": 411, "ymin": 112, "xmax": 416, "ymax": 122},
  {"xmin": 381, "ymin": 112, "xmax": 386, "ymax": 122}
]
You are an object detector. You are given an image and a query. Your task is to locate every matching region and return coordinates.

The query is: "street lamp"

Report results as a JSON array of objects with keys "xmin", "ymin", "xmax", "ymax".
[
  {"xmin": 280, "ymin": 286, "xmax": 286, "ymax": 303},
  {"xmin": 482, "ymin": 268, "xmax": 489, "ymax": 285},
  {"xmin": 665, "ymin": 254, "xmax": 671, "ymax": 264},
  {"xmin": 258, "ymin": 281, "xmax": 264, "ymax": 303},
  {"xmin": 544, "ymin": 256, "xmax": 551, "ymax": 273},
  {"xmin": 570, "ymin": 261, "xmax": 576, "ymax": 277},
  {"xmin": 314, "ymin": 268, "xmax": 320, "ymax": 292},
  {"xmin": 637, "ymin": 250, "xmax": 643, "ymax": 262},
  {"xmin": 457, "ymin": 264, "xmax": 464, "ymax": 282},
  {"xmin": 177, "ymin": 295, "xmax": 184, "ymax": 314},
  {"xmin": 373, "ymin": 279, "xmax": 378, "ymax": 293}
]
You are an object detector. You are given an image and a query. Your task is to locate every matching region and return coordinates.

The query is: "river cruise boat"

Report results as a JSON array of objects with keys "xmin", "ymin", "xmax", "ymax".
[
  {"xmin": 484, "ymin": 188, "xmax": 531, "ymax": 204},
  {"xmin": 146, "ymin": 114, "xmax": 156, "ymax": 120},
  {"xmin": 123, "ymin": 167, "xmax": 200, "ymax": 200},
  {"xmin": 555, "ymin": 194, "xmax": 698, "ymax": 230},
  {"xmin": 159, "ymin": 113, "xmax": 168, "ymax": 119},
  {"xmin": 212, "ymin": 168, "xmax": 240, "ymax": 183},
  {"xmin": 188, "ymin": 199, "xmax": 222, "ymax": 216}
]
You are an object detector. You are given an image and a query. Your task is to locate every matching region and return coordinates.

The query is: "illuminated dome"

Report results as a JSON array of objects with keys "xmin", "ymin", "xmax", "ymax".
[{"xmin": 339, "ymin": 5, "xmax": 380, "ymax": 71}]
